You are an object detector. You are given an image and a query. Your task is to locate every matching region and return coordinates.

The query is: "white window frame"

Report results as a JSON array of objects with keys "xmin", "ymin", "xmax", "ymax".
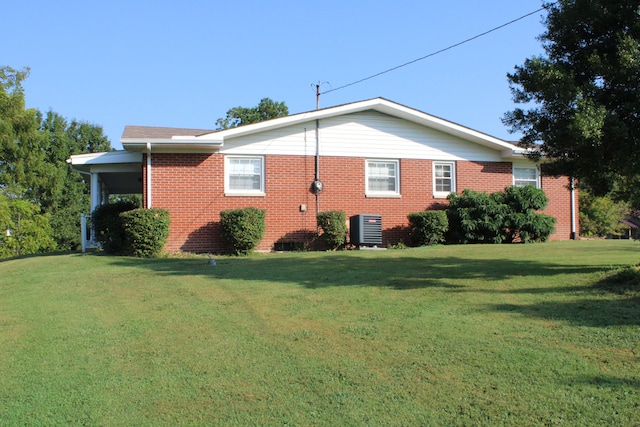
[
  {"xmin": 366, "ymin": 159, "xmax": 400, "ymax": 197},
  {"xmin": 224, "ymin": 155, "xmax": 265, "ymax": 196},
  {"xmin": 513, "ymin": 166, "xmax": 540, "ymax": 188},
  {"xmin": 433, "ymin": 161, "xmax": 455, "ymax": 198}
]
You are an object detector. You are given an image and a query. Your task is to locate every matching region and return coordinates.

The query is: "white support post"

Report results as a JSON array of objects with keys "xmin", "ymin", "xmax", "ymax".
[
  {"xmin": 81, "ymin": 213, "xmax": 88, "ymax": 252},
  {"xmin": 90, "ymin": 172, "xmax": 101, "ymax": 213}
]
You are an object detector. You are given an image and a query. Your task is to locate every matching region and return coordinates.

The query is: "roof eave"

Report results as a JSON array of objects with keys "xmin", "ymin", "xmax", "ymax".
[
  {"xmin": 121, "ymin": 138, "xmax": 224, "ymax": 153},
  {"xmin": 206, "ymin": 98, "xmax": 521, "ymax": 153}
]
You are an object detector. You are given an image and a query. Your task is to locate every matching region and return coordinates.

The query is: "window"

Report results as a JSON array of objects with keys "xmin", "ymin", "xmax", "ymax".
[
  {"xmin": 366, "ymin": 160, "xmax": 399, "ymax": 196},
  {"xmin": 513, "ymin": 167, "xmax": 539, "ymax": 188},
  {"xmin": 225, "ymin": 156, "xmax": 265, "ymax": 195},
  {"xmin": 433, "ymin": 161, "xmax": 455, "ymax": 197}
]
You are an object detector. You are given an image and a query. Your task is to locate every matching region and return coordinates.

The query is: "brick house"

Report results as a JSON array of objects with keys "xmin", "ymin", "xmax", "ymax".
[{"xmin": 69, "ymin": 98, "xmax": 578, "ymax": 253}]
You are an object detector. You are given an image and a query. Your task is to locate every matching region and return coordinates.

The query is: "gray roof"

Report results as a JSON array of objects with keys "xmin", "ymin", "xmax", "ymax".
[{"xmin": 121, "ymin": 125, "xmax": 217, "ymax": 139}]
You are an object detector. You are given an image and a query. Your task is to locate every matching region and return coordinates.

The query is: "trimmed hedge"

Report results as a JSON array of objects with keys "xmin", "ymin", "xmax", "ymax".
[
  {"xmin": 121, "ymin": 208, "xmax": 171, "ymax": 258},
  {"xmin": 92, "ymin": 201, "xmax": 138, "ymax": 254},
  {"xmin": 316, "ymin": 210, "xmax": 347, "ymax": 250},
  {"xmin": 407, "ymin": 210, "xmax": 449, "ymax": 246},
  {"xmin": 220, "ymin": 207, "xmax": 266, "ymax": 255}
]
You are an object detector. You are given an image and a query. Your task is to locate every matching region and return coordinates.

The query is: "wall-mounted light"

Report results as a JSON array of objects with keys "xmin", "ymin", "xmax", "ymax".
[{"xmin": 5, "ymin": 227, "xmax": 11, "ymax": 237}]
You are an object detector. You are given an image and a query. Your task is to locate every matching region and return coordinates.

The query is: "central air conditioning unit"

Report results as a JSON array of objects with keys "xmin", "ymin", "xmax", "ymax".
[{"xmin": 350, "ymin": 214, "xmax": 382, "ymax": 247}]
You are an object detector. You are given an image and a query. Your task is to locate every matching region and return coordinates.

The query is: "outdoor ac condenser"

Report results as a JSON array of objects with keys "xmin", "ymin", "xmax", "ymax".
[{"xmin": 350, "ymin": 214, "xmax": 382, "ymax": 247}]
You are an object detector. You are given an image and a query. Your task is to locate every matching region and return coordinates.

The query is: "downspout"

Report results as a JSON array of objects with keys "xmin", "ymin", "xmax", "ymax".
[
  {"xmin": 314, "ymin": 119, "xmax": 320, "ymax": 214},
  {"xmin": 146, "ymin": 142, "xmax": 152, "ymax": 209},
  {"xmin": 570, "ymin": 177, "xmax": 577, "ymax": 240}
]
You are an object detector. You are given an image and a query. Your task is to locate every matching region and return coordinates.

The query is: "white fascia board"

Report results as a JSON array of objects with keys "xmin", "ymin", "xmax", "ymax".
[
  {"xmin": 205, "ymin": 99, "xmax": 390, "ymax": 139},
  {"xmin": 207, "ymin": 98, "xmax": 521, "ymax": 154},
  {"xmin": 67, "ymin": 150, "xmax": 143, "ymax": 173},
  {"xmin": 68, "ymin": 150, "xmax": 142, "ymax": 166},
  {"xmin": 121, "ymin": 137, "xmax": 223, "ymax": 152}
]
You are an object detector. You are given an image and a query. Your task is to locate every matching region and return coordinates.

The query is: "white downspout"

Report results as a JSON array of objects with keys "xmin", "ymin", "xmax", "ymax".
[
  {"xmin": 146, "ymin": 142, "xmax": 152, "ymax": 209},
  {"xmin": 570, "ymin": 177, "xmax": 577, "ymax": 240}
]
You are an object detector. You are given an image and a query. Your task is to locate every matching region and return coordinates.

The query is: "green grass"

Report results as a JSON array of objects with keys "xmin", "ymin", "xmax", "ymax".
[{"xmin": 1, "ymin": 240, "xmax": 639, "ymax": 426}]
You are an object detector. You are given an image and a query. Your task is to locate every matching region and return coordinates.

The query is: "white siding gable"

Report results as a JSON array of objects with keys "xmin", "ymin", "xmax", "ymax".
[{"xmin": 221, "ymin": 111, "xmax": 502, "ymax": 162}]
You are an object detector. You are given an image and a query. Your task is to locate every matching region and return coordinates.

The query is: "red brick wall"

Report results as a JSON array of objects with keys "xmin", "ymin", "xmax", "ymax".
[{"xmin": 145, "ymin": 153, "xmax": 576, "ymax": 253}]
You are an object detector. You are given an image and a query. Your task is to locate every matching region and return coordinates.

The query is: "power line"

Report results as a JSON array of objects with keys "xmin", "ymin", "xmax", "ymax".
[{"xmin": 321, "ymin": 5, "xmax": 553, "ymax": 96}]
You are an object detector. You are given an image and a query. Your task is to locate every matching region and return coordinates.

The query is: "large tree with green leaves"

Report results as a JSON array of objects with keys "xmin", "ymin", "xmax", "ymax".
[
  {"xmin": 38, "ymin": 112, "xmax": 111, "ymax": 249},
  {"xmin": 215, "ymin": 97, "xmax": 289, "ymax": 129},
  {"xmin": 504, "ymin": 0, "xmax": 640, "ymax": 200},
  {"xmin": 0, "ymin": 66, "xmax": 111, "ymax": 253}
]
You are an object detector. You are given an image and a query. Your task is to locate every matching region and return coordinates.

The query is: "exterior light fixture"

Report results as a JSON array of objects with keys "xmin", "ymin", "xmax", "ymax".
[{"xmin": 5, "ymin": 227, "xmax": 10, "ymax": 237}]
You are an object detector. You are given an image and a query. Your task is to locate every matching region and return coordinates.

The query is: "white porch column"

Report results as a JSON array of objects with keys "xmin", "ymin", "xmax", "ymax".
[{"xmin": 90, "ymin": 172, "xmax": 101, "ymax": 213}]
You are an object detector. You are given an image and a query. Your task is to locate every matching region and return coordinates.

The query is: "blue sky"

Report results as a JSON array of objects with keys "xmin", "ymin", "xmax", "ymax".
[{"xmin": 4, "ymin": 1, "xmax": 547, "ymax": 150}]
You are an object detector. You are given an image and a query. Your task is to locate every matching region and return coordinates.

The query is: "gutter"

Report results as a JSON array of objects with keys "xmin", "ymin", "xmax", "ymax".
[{"xmin": 122, "ymin": 138, "xmax": 223, "ymax": 152}]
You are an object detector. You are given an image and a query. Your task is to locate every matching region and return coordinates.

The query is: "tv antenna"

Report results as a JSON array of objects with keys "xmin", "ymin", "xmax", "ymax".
[{"xmin": 312, "ymin": 82, "xmax": 330, "ymax": 109}]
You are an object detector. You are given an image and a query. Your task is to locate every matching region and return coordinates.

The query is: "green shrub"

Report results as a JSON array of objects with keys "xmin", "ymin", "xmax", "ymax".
[
  {"xmin": 579, "ymin": 190, "xmax": 629, "ymax": 237},
  {"xmin": 446, "ymin": 186, "xmax": 556, "ymax": 244},
  {"xmin": 220, "ymin": 207, "xmax": 266, "ymax": 255},
  {"xmin": 316, "ymin": 210, "xmax": 347, "ymax": 250},
  {"xmin": 500, "ymin": 186, "xmax": 555, "ymax": 243},
  {"xmin": 446, "ymin": 190, "xmax": 507, "ymax": 244},
  {"xmin": 517, "ymin": 212, "xmax": 556, "ymax": 243},
  {"xmin": 121, "ymin": 208, "xmax": 170, "ymax": 258},
  {"xmin": 92, "ymin": 201, "xmax": 137, "ymax": 254},
  {"xmin": 407, "ymin": 210, "xmax": 448, "ymax": 246}
]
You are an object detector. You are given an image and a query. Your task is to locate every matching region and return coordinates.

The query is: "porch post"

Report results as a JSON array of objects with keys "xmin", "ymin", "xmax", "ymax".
[{"xmin": 90, "ymin": 172, "xmax": 101, "ymax": 213}]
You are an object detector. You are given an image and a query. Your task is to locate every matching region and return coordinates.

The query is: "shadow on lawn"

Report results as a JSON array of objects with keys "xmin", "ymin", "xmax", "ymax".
[
  {"xmin": 487, "ymin": 266, "xmax": 640, "ymax": 327},
  {"xmin": 107, "ymin": 252, "xmax": 609, "ymax": 290},
  {"xmin": 491, "ymin": 297, "xmax": 640, "ymax": 327},
  {"xmin": 107, "ymin": 250, "xmax": 640, "ymax": 328},
  {"xmin": 569, "ymin": 374, "xmax": 640, "ymax": 390}
]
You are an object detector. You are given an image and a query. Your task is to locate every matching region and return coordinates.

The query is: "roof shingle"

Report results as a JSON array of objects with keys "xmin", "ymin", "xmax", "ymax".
[{"xmin": 121, "ymin": 125, "xmax": 216, "ymax": 139}]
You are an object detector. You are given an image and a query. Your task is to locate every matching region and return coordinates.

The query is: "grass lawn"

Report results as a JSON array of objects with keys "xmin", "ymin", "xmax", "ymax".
[{"xmin": 0, "ymin": 240, "xmax": 639, "ymax": 426}]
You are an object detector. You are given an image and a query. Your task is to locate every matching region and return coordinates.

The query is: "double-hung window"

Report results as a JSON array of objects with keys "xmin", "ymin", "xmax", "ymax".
[
  {"xmin": 225, "ymin": 156, "xmax": 265, "ymax": 195},
  {"xmin": 433, "ymin": 161, "xmax": 455, "ymax": 197},
  {"xmin": 513, "ymin": 166, "xmax": 539, "ymax": 188},
  {"xmin": 366, "ymin": 159, "xmax": 400, "ymax": 196}
]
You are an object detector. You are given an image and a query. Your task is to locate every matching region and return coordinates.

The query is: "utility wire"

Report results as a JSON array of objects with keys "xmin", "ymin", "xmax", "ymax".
[{"xmin": 321, "ymin": 4, "xmax": 553, "ymax": 96}]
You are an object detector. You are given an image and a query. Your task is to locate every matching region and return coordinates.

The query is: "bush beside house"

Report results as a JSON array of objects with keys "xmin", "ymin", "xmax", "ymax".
[
  {"xmin": 446, "ymin": 186, "xmax": 556, "ymax": 244},
  {"xmin": 220, "ymin": 207, "xmax": 266, "ymax": 255},
  {"xmin": 316, "ymin": 210, "xmax": 348, "ymax": 250},
  {"xmin": 407, "ymin": 211, "xmax": 448, "ymax": 246},
  {"xmin": 92, "ymin": 202, "xmax": 170, "ymax": 257},
  {"xmin": 121, "ymin": 208, "xmax": 171, "ymax": 258},
  {"xmin": 92, "ymin": 201, "xmax": 138, "ymax": 254}
]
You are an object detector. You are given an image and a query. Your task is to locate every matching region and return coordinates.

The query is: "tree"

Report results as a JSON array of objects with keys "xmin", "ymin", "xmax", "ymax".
[
  {"xmin": 0, "ymin": 66, "xmax": 112, "ymax": 252},
  {"xmin": 0, "ymin": 66, "xmax": 42, "ymax": 199},
  {"xmin": 0, "ymin": 194, "xmax": 56, "ymax": 258},
  {"xmin": 38, "ymin": 112, "xmax": 111, "ymax": 250},
  {"xmin": 579, "ymin": 190, "xmax": 630, "ymax": 237},
  {"xmin": 215, "ymin": 98, "xmax": 289, "ymax": 129},
  {"xmin": 504, "ymin": 1, "xmax": 640, "ymax": 200}
]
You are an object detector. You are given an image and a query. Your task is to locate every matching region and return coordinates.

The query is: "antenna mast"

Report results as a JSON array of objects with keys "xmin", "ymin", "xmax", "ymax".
[{"xmin": 313, "ymin": 81, "xmax": 329, "ymax": 110}]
